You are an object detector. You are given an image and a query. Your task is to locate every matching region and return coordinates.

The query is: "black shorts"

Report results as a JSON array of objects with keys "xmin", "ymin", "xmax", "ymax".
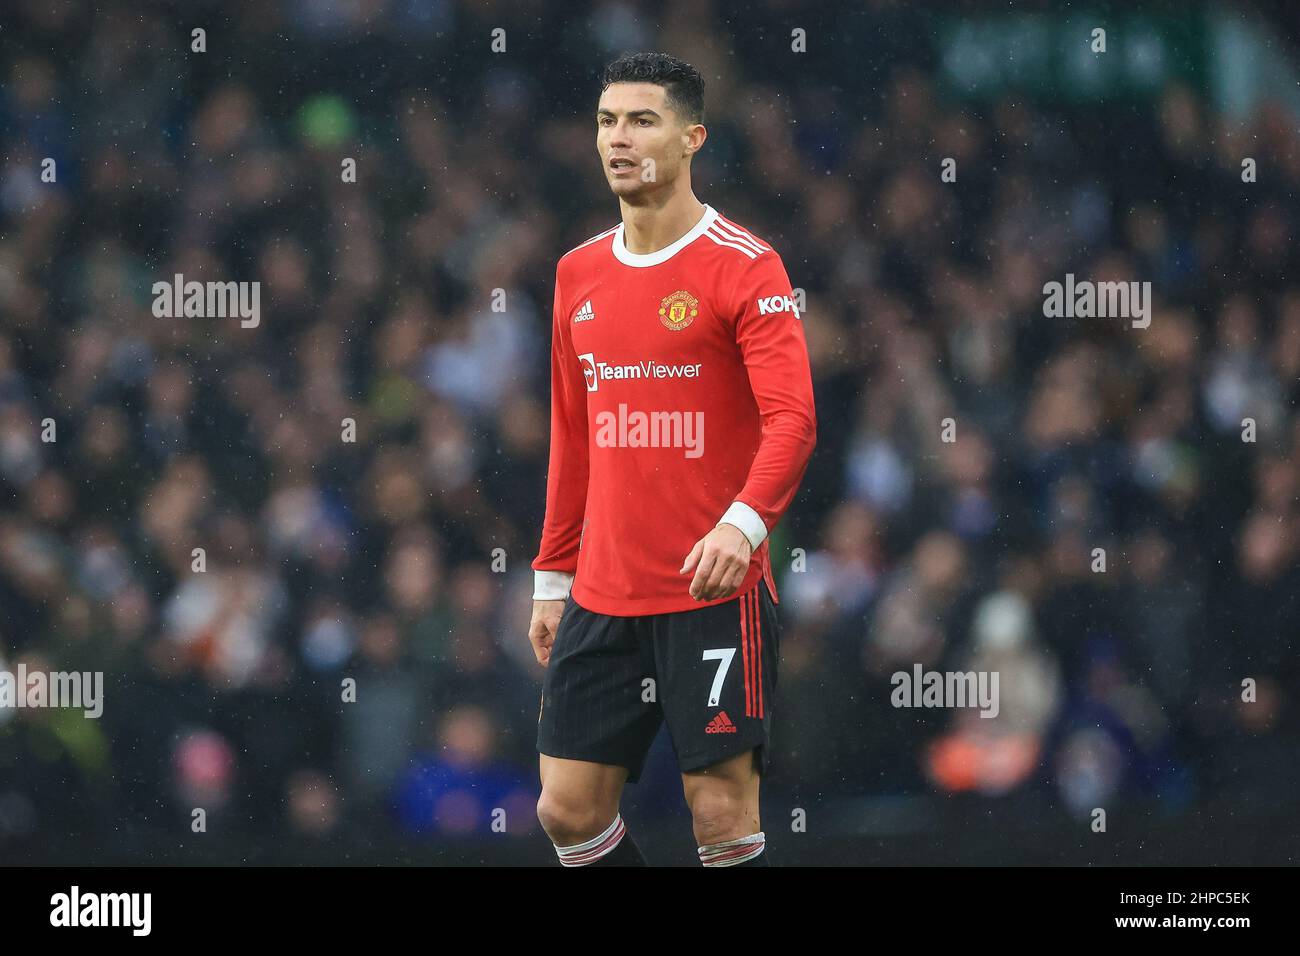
[{"xmin": 537, "ymin": 577, "xmax": 780, "ymax": 783}]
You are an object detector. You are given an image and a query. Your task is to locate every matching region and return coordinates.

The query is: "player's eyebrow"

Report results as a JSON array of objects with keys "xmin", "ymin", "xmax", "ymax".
[{"xmin": 596, "ymin": 108, "xmax": 662, "ymax": 121}]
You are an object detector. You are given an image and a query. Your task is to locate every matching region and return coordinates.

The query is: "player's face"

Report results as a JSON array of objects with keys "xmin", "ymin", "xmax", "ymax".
[{"xmin": 596, "ymin": 83, "xmax": 694, "ymax": 199}]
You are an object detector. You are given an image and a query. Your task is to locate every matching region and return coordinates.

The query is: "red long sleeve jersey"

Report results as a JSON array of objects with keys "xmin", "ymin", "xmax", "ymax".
[{"xmin": 531, "ymin": 203, "xmax": 817, "ymax": 616}]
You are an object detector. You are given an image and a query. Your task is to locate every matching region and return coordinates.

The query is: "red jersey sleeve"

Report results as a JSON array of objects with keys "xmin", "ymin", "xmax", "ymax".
[
  {"xmin": 531, "ymin": 264, "xmax": 589, "ymax": 598},
  {"xmin": 717, "ymin": 251, "xmax": 817, "ymax": 548}
]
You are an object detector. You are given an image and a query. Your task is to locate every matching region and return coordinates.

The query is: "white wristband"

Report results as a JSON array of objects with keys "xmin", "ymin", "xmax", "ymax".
[
  {"xmin": 533, "ymin": 570, "xmax": 574, "ymax": 600},
  {"xmin": 717, "ymin": 500, "xmax": 768, "ymax": 550}
]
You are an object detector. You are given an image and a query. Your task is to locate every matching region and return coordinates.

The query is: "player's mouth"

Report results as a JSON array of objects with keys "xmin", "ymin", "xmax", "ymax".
[{"xmin": 608, "ymin": 157, "xmax": 637, "ymax": 176}]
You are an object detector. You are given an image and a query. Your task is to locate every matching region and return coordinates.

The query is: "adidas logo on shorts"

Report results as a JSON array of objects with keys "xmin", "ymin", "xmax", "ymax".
[{"xmin": 705, "ymin": 711, "xmax": 738, "ymax": 734}]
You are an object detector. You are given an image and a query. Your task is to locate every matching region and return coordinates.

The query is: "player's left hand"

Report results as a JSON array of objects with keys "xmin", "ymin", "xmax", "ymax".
[{"xmin": 680, "ymin": 523, "xmax": 752, "ymax": 601}]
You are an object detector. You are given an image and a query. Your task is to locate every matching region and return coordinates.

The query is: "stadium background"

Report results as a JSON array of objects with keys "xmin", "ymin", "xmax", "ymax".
[{"xmin": 2, "ymin": 0, "xmax": 1298, "ymax": 865}]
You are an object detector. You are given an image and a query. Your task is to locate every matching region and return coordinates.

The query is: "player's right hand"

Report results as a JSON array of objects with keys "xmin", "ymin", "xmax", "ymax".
[{"xmin": 528, "ymin": 599, "xmax": 566, "ymax": 667}]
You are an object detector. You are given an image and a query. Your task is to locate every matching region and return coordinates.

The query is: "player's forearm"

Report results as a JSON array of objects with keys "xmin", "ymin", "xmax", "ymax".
[
  {"xmin": 719, "ymin": 410, "xmax": 817, "ymax": 548},
  {"xmin": 532, "ymin": 513, "xmax": 582, "ymax": 596},
  {"xmin": 722, "ymin": 323, "xmax": 818, "ymax": 549},
  {"xmin": 531, "ymin": 442, "xmax": 587, "ymax": 596}
]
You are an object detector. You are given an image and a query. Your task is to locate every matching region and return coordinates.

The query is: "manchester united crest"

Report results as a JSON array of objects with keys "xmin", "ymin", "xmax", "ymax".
[{"xmin": 658, "ymin": 290, "xmax": 699, "ymax": 331}]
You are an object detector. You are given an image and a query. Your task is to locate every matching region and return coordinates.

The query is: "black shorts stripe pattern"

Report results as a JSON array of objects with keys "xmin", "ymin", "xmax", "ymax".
[{"xmin": 537, "ymin": 577, "xmax": 780, "ymax": 783}]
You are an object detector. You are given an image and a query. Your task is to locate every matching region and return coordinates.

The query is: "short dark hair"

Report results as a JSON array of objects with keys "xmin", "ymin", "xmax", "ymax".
[{"xmin": 601, "ymin": 52, "xmax": 705, "ymax": 126}]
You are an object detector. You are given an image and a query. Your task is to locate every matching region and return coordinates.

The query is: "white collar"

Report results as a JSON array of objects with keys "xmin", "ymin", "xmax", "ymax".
[{"xmin": 611, "ymin": 203, "xmax": 717, "ymax": 267}]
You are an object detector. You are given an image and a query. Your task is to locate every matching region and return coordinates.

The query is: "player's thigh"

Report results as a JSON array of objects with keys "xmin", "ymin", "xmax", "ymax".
[
  {"xmin": 654, "ymin": 578, "xmax": 779, "ymax": 779},
  {"xmin": 539, "ymin": 754, "xmax": 628, "ymax": 816},
  {"xmin": 537, "ymin": 597, "xmax": 662, "ymax": 783},
  {"xmin": 680, "ymin": 748, "xmax": 761, "ymax": 819}
]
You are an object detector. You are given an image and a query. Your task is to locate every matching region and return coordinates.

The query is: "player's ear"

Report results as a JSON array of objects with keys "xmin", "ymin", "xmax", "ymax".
[{"xmin": 684, "ymin": 122, "xmax": 707, "ymax": 157}]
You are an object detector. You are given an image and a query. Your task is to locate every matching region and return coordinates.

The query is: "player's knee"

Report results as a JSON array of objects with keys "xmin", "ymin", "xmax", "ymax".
[
  {"xmin": 536, "ymin": 788, "xmax": 612, "ymax": 846},
  {"xmin": 687, "ymin": 788, "xmax": 750, "ymax": 845}
]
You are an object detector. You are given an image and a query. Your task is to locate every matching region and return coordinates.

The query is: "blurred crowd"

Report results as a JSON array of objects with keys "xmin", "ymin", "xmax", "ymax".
[{"xmin": 1, "ymin": 0, "xmax": 1298, "ymax": 861}]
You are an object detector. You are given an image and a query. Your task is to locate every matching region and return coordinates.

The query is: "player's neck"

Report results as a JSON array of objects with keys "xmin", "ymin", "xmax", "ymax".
[{"xmin": 619, "ymin": 191, "xmax": 707, "ymax": 255}]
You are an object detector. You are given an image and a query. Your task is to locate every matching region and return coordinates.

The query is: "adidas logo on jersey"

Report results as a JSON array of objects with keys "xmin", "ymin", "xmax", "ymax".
[
  {"xmin": 573, "ymin": 299, "xmax": 595, "ymax": 323},
  {"xmin": 705, "ymin": 711, "xmax": 738, "ymax": 734}
]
